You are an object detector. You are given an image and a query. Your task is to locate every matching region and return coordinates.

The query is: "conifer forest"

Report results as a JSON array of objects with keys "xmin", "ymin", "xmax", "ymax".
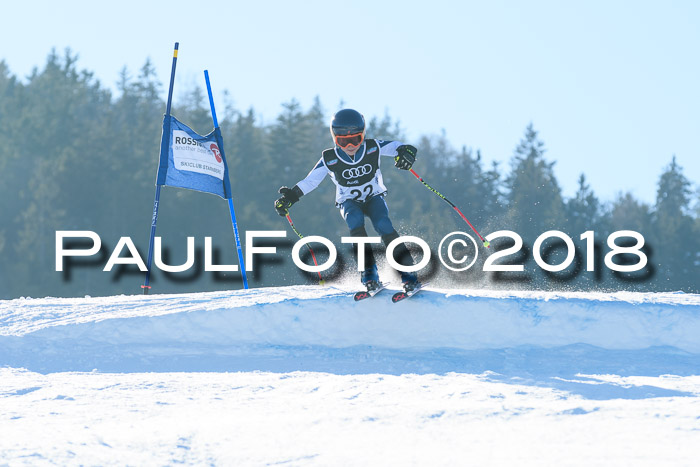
[{"xmin": 0, "ymin": 50, "xmax": 697, "ymax": 298}]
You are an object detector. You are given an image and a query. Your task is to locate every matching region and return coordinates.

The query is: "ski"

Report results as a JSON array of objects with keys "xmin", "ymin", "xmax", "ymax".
[
  {"xmin": 391, "ymin": 282, "xmax": 429, "ymax": 303},
  {"xmin": 353, "ymin": 282, "xmax": 390, "ymax": 301}
]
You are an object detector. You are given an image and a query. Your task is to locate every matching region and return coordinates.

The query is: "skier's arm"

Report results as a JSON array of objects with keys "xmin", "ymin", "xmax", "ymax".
[
  {"xmin": 296, "ymin": 157, "xmax": 328, "ymax": 195},
  {"xmin": 377, "ymin": 140, "xmax": 404, "ymax": 157},
  {"xmin": 378, "ymin": 140, "xmax": 417, "ymax": 170},
  {"xmin": 274, "ymin": 158, "xmax": 327, "ymax": 216}
]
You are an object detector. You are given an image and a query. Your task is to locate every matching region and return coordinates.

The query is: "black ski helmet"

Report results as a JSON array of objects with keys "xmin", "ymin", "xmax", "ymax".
[{"xmin": 330, "ymin": 109, "xmax": 365, "ymax": 147}]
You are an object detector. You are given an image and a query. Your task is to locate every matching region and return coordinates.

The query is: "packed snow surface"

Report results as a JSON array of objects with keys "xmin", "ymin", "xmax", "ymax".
[{"xmin": 1, "ymin": 285, "xmax": 699, "ymax": 465}]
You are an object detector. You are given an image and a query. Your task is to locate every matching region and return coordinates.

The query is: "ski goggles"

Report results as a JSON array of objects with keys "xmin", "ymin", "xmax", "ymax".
[{"xmin": 335, "ymin": 131, "xmax": 364, "ymax": 149}]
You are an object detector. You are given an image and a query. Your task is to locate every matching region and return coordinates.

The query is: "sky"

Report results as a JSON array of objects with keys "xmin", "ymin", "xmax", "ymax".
[{"xmin": 2, "ymin": 0, "xmax": 698, "ymax": 204}]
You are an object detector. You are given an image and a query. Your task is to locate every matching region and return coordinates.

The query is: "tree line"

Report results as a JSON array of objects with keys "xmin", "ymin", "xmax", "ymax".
[{"xmin": 0, "ymin": 49, "xmax": 697, "ymax": 298}]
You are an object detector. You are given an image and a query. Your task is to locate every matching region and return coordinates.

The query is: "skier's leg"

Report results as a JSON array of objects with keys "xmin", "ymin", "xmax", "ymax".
[
  {"xmin": 365, "ymin": 195, "xmax": 395, "ymax": 236},
  {"xmin": 350, "ymin": 226, "xmax": 379, "ymax": 284},
  {"xmin": 380, "ymin": 231, "xmax": 417, "ymax": 284},
  {"xmin": 365, "ymin": 197, "xmax": 417, "ymax": 284},
  {"xmin": 341, "ymin": 200, "xmax": 378, "ymax": 284}
]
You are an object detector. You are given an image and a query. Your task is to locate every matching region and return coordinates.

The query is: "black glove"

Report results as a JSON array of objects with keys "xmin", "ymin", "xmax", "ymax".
[
  {"xmin": 394, "ymin": 144, "xmax": 417, "ymax": 170},
  {"xmin": 274, "ymin": 185, "xmax": 303, "ymax": 216}
]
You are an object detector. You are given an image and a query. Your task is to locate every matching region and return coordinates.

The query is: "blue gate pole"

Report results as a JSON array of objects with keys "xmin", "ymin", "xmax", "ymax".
[
  {"xmin": 204, "ymin": 70, "xmax": 249, "ymax": 289},
  {"xmin": 142, "ymin": 42, "xmax": 179, "ymax": 294},
  {"xmin": 227, "ymin": 198, "xmax": 249, "ymax": 289}
]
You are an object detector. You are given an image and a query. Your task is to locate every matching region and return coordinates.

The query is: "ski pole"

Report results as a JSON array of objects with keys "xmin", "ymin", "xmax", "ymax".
[
  {"xmin": 281, "ymin": 210, "xmax": 326, "ymax": 286},
  {"xmin": 407, "ymin": 167, "xmax": 490, "ymax": 248}
]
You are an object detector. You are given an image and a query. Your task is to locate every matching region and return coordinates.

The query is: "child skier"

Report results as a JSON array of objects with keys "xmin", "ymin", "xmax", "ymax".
[{"xmin": 274, "ymin": 108, "xmax": 420, "ymax": 293}]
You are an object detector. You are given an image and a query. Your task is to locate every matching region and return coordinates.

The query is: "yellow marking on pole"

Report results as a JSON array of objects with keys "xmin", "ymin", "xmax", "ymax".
[{"xmin": 173, "ymin": 50, "xmax": 178, "ymax": 58}]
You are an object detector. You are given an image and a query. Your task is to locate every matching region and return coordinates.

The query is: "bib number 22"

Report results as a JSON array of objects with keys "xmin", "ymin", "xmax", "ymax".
[{"xmin": 351, "ymin": 185, "xmax": 374, "ymax": 201}]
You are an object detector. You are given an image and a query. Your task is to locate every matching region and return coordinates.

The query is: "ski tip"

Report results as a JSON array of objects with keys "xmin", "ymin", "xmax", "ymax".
[
  {"xmin": 483, "ymin": 240, "xmax": 490, "ymax": 248},
  {"xmin": 391, "ymin": 292, "xmax": 407, "ymax": 303},
  {"xmin": 354, "ymin": 291, "xmax": 369, "ymax": 301}
]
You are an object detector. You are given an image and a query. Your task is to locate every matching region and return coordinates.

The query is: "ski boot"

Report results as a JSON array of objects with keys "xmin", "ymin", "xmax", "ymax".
[
  {"xmin": 391, "ymin": 272, "xmax": 423, "ymax": 303},
  {"xmin": 361, "ymin": 264, "xmax": 380, "ymax": 292},
  {"xmin": 400, "ymin": 271, "xmax": 419, "ymax": 293},
  {"xmin": 353, "ymin": 264, "xmax": 385, "ymax": 301}
]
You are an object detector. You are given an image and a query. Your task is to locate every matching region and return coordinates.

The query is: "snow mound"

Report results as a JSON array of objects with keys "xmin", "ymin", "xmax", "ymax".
[{"xmin": 1, "ymin": 286, "xmax": 699, "ymax": 374}]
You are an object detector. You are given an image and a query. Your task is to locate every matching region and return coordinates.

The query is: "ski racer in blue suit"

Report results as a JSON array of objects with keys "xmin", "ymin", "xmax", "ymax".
[{"xmin": 274, "ymin": 108, "xmax": 420, "ymax": 293}]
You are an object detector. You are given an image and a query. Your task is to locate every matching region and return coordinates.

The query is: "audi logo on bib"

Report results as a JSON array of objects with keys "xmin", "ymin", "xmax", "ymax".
[{"xmin": 342, "ymin": 164, "xmax": 373, "ymax": 180}]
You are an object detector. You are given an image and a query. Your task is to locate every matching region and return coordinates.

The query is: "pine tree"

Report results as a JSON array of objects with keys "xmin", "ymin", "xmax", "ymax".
[
  {"xmin": 13, "ymin": 49, "xmax": 113, "ymax": 295},
  {"xmin": 482, "ymin": 159, "xmax": 505, "ymax": 227},
  {"xmin": 566, "ymin": 174, "xmax": 601, "ymax": 236},
  {"xmin": 110, "ymin": 61, "xmax": 163, "ymax": 219},
  {"xmin": 366, "ymin": 111, "xmax": 403, "ymax": 141},
  {"xmin": 693, "ymin": 188, "xmax": 700, "ymax": 286},
  {"xmin": 651, "ymin": 156, "xmax": 697, "ymax": 291},
  {"xmin": 0, "ymin": 61, "xmax": 23, "ymax": 296},
  {"xmin": 608, "ymin": 192, "xmax": 652, "ymax": 233},
  {"xmin": 174, "ymin": 84, "xmax": 211, "ymax": 133},
  {"xmin": 222, "ymin": 107, "xmax": 278, "ymax": 234},
  {"xmin": 505, "ymin": 124, "xmax": 566, "ymax": 242},
  {"xmin": 306, "ymin": 96, "xmax": 329, "ymax": 153}
]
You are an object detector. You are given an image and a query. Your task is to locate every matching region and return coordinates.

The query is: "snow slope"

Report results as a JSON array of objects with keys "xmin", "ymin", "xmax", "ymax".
[
  {"xmin": 2, "ymin": 286, "xmax": 700, "ymax": 465},
  {"xmin": 2, "ymin": 368, "xmax": 700, "ymax": 466},
  {"xmin": 1, "ymin": 285, "xmax": 699, "ymax": 377}
]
